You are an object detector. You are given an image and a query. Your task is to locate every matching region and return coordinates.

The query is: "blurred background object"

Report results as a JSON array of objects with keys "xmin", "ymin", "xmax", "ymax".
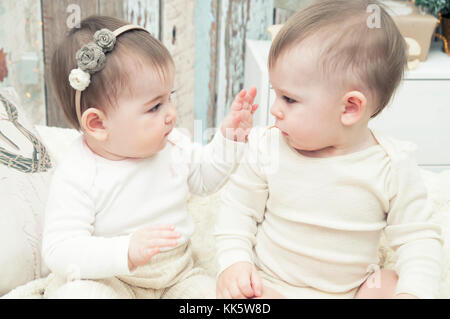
[{"xmin": 413, "ymin": 0, "xmax": 450, "ymax": 55}]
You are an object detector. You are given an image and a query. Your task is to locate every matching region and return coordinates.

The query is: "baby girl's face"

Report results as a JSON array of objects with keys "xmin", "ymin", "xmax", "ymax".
[
  {"xmin": 269, "ymin": 42, "xmax": 345, "ymax": 154},
  {"xmin": 104, "ymin": 62, "xmax": 176, "ymax": 159}
]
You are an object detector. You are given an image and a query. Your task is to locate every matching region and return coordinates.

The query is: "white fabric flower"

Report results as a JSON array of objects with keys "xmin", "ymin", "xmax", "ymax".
[{"xmin": 68, "ymin": 68, "xmax": 91, "ymax": 91}]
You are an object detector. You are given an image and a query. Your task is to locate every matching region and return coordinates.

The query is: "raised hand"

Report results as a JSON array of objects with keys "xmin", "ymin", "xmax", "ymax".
[{"xmin": 221, "ymin": 87, "xmax": 258, "ymax": 142}]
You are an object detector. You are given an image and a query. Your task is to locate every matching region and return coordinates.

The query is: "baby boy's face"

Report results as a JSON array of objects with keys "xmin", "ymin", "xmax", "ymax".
[
  {"xmin": 269, "ymin": 41, "xmax": 345, "ymax": 154},
  {"xmin": 103, "ymin": 62, "xmax": 177, "ymax": 159}
]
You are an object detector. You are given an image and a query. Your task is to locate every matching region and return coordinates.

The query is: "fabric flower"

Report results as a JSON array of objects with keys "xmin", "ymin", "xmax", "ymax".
[
  {"xmin": 94, "ymin": 28, "xmax": 116, "ymax": 52},
  {"xmin": 76, "ymin": 42, "xmax": 106, "ymax": 73},
  {"xmin": 68, "ymin": 68, "xmax": 91, "ymax": 91}
]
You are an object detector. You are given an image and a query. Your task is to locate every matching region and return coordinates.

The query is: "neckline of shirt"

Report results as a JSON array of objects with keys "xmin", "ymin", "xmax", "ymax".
[
  {"xmin": 279, "ymin": 129, "xmax": 385, "ymax": 163},
  {"xmin": 79, "ymin": 136, "xmax": 155, "ymax": 168}
]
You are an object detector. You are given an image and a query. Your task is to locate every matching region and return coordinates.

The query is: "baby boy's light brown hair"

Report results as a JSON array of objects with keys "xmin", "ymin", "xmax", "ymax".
[{"xmin": 269, "ymin": 0, "xmax": 407, "ymax": 118}]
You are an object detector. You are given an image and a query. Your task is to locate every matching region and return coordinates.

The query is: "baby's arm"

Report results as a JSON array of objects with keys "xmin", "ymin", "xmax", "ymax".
[
  {"xmin": 185, "ymin": 88, "xmax": 257, "ymax": 195},
  {"xmin": 42, "ymin": 169, "xmax": 131, "ymax": 279},
  {"xmin": 214, "ymin": 128, "xmax": 270, "ymax": 298},
  {"xmin": 384, "ymin": 157, "xmax": 443, "ymax": 299},
  {"xmin": 42, "ymin": 167, "xmax": 178, "ymax": 279}
]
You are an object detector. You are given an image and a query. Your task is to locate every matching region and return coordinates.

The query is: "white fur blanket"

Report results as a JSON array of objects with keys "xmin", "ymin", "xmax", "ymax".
[{"xmin": 3, "ymin": 126, "xmax": 450, "ymax": 298}]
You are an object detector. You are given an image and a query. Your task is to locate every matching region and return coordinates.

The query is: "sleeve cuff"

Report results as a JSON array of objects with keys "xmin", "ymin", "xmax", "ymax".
[
  {"xmin": 395, "ymin": 271, "xmax": 441, "ymax": 299},
  {"xmin": 211, "ymin": 129, "xmax": 247, "ymax": 164},
  {"xmin": 216, "ymin": 249, "xmax": 254, "ymax": 278},
  {"xmin": 112, "ymin": 234, "xmax": 135, "ymax": 276}
]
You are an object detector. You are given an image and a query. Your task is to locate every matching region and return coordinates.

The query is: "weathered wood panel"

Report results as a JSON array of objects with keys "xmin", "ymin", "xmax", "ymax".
[
  {"xmin": 274, "ymin": 0, "xmax": 313, "ymax": 24},
  {"xmin": 0, "ymin": 0, "xmax": 46, "ymax": 125},
  {"xmin": 99, "ymin": 0, "xmax": 160, "ymax": 40},
  {"xmin": 161, "ymin": 0, "xmax": 196, "ymax": 135},
  {"xmin": 274, "ymin": 7, "xmax": 295, "ymax": 24},
  {"xmin": 98, "ymin": 0, "xmax": 126, "ymax": 17},
  {"xmin": 42, "ymin": 0, "xmax": 98, "ymax": 128},
  {"xmin": 214, "ymin": 0, "xmax": 274, "ymax": 126},
  {"xmin": 194, "ymin": 0, "xmax": 218, "ymax": 142},
  {"xmin": 123, "ymin": 0, "xmax": 160, "ymax": 38}
]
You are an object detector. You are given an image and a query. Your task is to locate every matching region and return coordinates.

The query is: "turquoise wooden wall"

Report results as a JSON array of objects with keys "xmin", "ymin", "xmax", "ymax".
[
  {"xmin": 0, "ymin": 0, "xmax": 275, "ymax": 141},
  {"xmin": 195, "ymin": 0, "xmax": 274, "ymax": 143}
]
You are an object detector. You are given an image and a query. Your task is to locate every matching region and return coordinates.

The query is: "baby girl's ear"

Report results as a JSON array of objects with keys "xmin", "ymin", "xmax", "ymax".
[
  {"xmin": 340, "ymin": 91, "xmax": 367, "ymax": 126},
  {"xmin": 81, "ymin": 107, "xmax": 108, "ymax": 141}
]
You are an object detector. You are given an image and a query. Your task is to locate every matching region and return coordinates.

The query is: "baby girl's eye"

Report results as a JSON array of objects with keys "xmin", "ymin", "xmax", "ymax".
[{"xmin": 283, "ymin": 96, "xmax": 296, "ymax": 104}]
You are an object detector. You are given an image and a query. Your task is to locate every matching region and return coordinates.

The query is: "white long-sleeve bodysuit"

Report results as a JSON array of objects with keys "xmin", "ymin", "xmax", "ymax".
[
  {"xmin": 42, "ymin": 129, "xmax": 246, "ymax": 280},
  {"xmin": 214, "ymin": 127, "xmax": 443, "ymax": 299}
]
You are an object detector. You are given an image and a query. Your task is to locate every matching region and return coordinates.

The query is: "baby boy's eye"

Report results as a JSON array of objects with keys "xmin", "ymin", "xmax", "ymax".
[
  {"xmin": 148, "ymin": 103, "xmax": 161, "ymax": 113},
  {"xmin": 283, "ymin": 96, "xmax": 296, "ymax": 104}
]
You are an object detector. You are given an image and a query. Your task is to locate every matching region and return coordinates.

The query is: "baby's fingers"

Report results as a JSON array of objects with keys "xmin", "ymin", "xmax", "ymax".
[
  {"xmin": 229, "ymin": 283, "xmax": 246, "ymax": 299},
  {"xmin": 250, "ymin": 267, "xmax": 263, "ymax": 297},
  {"xmin": 149, "ymin": 230, "xmax": 181, "ymax": 239},
  {"xmin": 238, "ymin": 275, "xmax": 255, "ymax": 298},
  {"xmin": 231, "ymin": 90, "xmax": 248, "ymax": 111},
  {"xmin": 244, "ymin": 87, "xmax": 257, "ymax": 105},
  {"xmin": 147, "ymin": 238, "xmax": 178, "ymax": 248}
]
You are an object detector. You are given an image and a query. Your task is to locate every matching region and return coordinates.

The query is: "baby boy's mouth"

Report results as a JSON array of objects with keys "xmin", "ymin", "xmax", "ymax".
[
  {"xmin": 164, "ymin": 128, "xmax": 173, "ymax": 137},
  {"xmin": 276, "ymin": 125, "xmax": 288, "ymax": 136}
]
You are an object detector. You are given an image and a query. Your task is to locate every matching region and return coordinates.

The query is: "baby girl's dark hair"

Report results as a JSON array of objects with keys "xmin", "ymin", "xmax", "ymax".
[{"xmin": 51, "ymin": 15, "xmax": 174, "ymax": 130}]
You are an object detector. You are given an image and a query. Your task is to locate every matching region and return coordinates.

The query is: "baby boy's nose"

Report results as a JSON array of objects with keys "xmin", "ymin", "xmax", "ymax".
[{"xmin": 270, "ymin": 106, "xmax": 284, "ymax": 120}]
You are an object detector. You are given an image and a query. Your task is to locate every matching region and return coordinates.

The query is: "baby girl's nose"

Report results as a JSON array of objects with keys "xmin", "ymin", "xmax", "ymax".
[{"xmin": 166, "ymin": 107, "xmax": 177, "ymax": 124}]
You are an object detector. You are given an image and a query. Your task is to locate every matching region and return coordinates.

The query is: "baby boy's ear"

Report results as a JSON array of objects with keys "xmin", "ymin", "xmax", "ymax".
[
  {"xmin": 81, "ymin": 107, "xmax": 108, "ymax": 141},
  {"xmin": 340, "ymin": 91, "xmax": 367, "ymax": 126}
]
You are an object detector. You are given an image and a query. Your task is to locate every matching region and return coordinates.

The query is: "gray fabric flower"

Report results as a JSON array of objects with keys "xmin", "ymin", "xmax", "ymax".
[
  {"xmin": 76, "ymin": 42, "xmax": 106, "ymax": 73},
  {"xmin": 94, "ymin": 28, "xmax": 116, "ymax": 52}
]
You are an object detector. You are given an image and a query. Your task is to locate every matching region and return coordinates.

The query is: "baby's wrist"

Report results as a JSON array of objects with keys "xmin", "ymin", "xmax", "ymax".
[
  {"xmin": 220, "ymin": 125, "xmax": 249, "ymax": 142},
  {"xmin": 127, "ymin": 251, "xmax": 136, "ymax": 272}
]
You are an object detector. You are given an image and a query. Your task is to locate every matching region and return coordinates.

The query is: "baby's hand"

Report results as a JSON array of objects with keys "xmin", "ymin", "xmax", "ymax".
[
  {"xmin": 221, "ymin": 87, "xmax": 258, "ymax": 142},
  {"xmin": 128, "ymin": 224, "xmax": 181, "ymax": 271},
  {"xmin": 216, "ymin": 262, "xmax": 262, "ymax": 299}
]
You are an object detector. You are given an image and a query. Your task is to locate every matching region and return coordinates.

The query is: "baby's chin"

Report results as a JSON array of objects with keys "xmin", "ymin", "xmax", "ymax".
[
  {"xmin": 284, "ymin": 136, "xmax": 319, "ymax": 154},
  {"xmin": 147, "ymin": 136, "xmax": 170, "ymax": 156}
]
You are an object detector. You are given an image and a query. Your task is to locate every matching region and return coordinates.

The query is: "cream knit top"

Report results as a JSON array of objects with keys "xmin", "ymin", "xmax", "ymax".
[
  {"xmin": 42, "ymin": 129, "xmax": 245, "ymax": 280},
  {"xmin": 214, "ymin": 127, "xmax": 443, "ymax": 298}
]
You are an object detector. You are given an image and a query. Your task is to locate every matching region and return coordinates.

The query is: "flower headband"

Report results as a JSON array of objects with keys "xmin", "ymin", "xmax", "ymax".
[{"xmin": 68, "ymin": 24, "xmax": 149, "ymax": 128}]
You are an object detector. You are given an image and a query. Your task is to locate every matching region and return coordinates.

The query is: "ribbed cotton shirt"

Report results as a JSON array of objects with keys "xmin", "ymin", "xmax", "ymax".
[
  {"xmin": 214, "ymin": 127, "xmax": 443, "ymax": 299},
  {"xmin": 42, "ymin": 129, "xmax": 246, "ymax": 280}
]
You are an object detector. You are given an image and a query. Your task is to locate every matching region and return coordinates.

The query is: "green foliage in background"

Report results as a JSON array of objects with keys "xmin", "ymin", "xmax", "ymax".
[{"xmin": 415, "ymin": 0, "xmax": 450, "ymax": 16}]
